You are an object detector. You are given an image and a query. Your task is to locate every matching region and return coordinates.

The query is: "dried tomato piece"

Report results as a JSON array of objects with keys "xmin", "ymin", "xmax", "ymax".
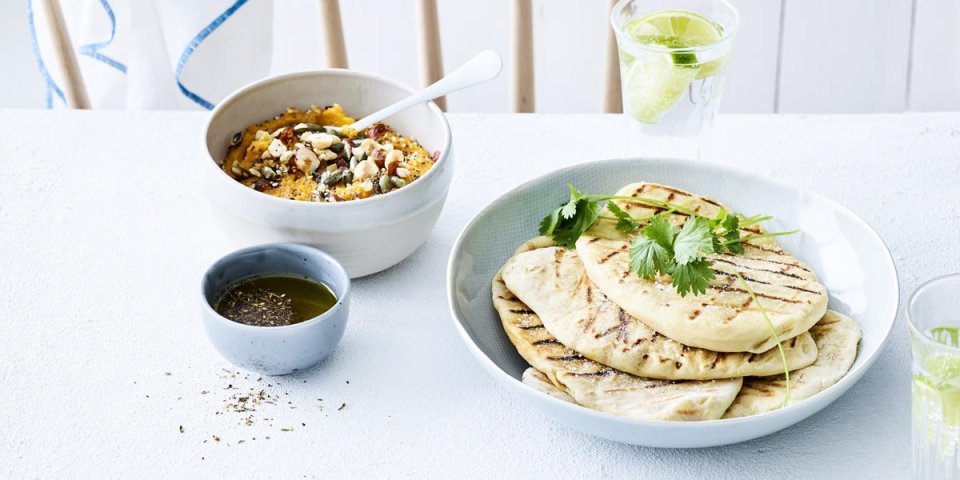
[
  {"xmin": 277, "ymin": 127, "xmax": 297, "ymax": 146},
  {"xmin": 367, "ymin": 123, "xmax": 387, "ymax": 140}
]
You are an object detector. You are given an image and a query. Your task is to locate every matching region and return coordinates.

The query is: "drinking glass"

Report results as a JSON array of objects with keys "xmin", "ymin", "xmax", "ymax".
[
  {"xmin": 910, "ymin": 274, "xmax": 960, "ymax": 479},
  {"xmin": 611, "ymin": 0, "xmax": 739, "ymax": 160}
]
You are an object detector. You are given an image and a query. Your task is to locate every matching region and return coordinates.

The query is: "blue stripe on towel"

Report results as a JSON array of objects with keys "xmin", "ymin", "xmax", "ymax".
[
  {"xmin": 26, "ymin": 0, "xmax": 66, "ymax": 108},
  {"xmin": 79, "ymin": 0, "xmax": 127, "ymax": 73},
  {"xmin": 175, "ymin": 0, "xmax": 249, "ymax": 110}
]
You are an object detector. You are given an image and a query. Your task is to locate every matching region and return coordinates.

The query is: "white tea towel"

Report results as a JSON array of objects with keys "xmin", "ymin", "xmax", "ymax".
[{"xmin": 28, "ymin": 0, "xmax": 273, "ymax": 110}]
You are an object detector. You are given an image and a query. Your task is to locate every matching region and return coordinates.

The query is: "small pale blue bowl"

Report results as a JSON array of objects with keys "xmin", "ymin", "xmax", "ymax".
[{"xmin": 201, "ymin": 243, "xmax": 350, "ymax": 375}]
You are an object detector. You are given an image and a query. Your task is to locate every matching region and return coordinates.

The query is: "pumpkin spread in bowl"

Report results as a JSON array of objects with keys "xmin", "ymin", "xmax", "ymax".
[{"xmin": 221, "ymin": 104, "xmax": 438, "ymax": 202}]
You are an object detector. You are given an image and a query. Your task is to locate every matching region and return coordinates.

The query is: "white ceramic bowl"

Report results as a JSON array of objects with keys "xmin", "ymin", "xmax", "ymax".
[
  {"xmin": 447, "ymin": 158, "xmax": 898, "ymax": 448},
  {"xmin": 201, "ymin": 70, "xmax": 453, "ymax": 278}
]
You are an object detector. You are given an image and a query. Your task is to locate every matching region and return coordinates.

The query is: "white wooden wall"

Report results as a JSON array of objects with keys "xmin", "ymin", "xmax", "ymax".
[{"xmin": 2, "ymin": 0, "xmax": 958, "ymax": 113}]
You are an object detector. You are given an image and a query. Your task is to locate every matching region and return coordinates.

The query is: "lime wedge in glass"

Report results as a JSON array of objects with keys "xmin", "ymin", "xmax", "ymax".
[
  {"xmin": 625, "ymin": 9, "xmax": 724, "ymax": 49},
  {"xmin": 620, "ymin": 10, "xmax": 724, "ymax": 123},
  {"xmin": 919, "ymin": 352, "xmax": 960, "ymax": 426},
  {"xmin": 623, "ymin": 56, "xmax": 698, "ymax": 124}
]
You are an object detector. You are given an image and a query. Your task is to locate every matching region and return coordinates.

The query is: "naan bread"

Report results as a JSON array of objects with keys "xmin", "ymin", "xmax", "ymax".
[
  {"xmin": 521, "ymin": 368, "xmax": 576, "ymax": 403},
  {"xmin": 723, "ymin": 310, "xmax": 861, "ymax": 418},
  {"xmin": 494, "ymin": 267, "xmax": 742, "ymax": 421},
  {"xmin": 576, "ymin": 182, "xmax": 828, "ymax": 353},
  {"xmin": 501, "ymin": 241, "xmax": 818, "ymax": 380}
]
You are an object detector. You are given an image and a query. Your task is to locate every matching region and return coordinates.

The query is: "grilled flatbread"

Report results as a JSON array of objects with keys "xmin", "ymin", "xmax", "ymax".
[
  {"xmin": 501, "ymin": 240, "xmax": 818, "ymax": 380},
  {"xmin": 576, "ymin": 182, "xmax": 828, "ymax": 353},
  {"xmin": 521, "ymin": 368, "xmax": 576, "ymax": 403},
  {"xmin": 723, "ymin": 310, "xmax": 860, "ymax": 418},
  {"xmin": 494, "ymin": 268, "xmax": 742, "ymax": 421}
]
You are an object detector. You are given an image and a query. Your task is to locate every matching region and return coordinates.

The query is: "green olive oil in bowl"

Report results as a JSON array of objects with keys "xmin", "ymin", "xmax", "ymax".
[{"xmin": 214, "ymin": 275, "xmax": 337, "ymax": 327}]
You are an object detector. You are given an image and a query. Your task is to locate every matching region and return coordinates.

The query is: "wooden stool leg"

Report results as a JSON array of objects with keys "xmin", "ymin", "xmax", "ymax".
[
  {"xmin": 602, "ymin": 0, "xmax": 622, "ymax": 113},
  {"xmin": 415, "ymin": 0, "xmax": 446, "ymax": 111},
  {"xmin": 511, "ymin": 0, "xmax": 534, "ymax": 113},
  {"xmin": 318, "ymin": 0, "xmax": 348, "ymax": 68}
]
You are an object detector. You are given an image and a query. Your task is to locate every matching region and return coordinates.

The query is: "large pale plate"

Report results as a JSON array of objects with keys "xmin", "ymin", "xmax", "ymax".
[{"xmin": 446, "ymin": 158, "xmax": 898, "ymax": 448}]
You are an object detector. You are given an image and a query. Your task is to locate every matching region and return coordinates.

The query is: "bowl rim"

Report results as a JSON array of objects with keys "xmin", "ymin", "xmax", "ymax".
[
  {"xmin": 446, "ymin": 156, "xmax": 899, "ymax": 429},
  {"xmin": 201, "ymin": 68, "xmax": 453, "ymax": 209},
  {"xmin": 201, "ymin": 242, "xmax": 351, "ymax": 333}
]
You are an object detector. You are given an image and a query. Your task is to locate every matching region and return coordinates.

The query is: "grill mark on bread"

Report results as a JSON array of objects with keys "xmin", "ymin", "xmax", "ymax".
[
  {"xmin": 616, "ymin": 308, "xmax": 630, "ymax": 342},
  {"xmin": 565, "ymin": 370, "xmax": 613, "ymax": 377},
  {"xmin": 518, "ymin": 324, "xmax": 545, "ymax": 330},
  {"xmin": 689, "ymin": 309, "xmax": 702, "ymax": 320},
  {"xmin": 719, "ymin": 252, "xmax": 811, "ymax": 272},
  {"xmin": 553, "ymin": 248, "xmax": 563, "ymax": 277},
  {"xmin": 598, "ymin": 250, "xmax": 621, "ymax": 264},
  {"xmin": 548, "ymin": 354, "xmax": 584, "ymax": 361},
  {"xmin": 595, "ymin": 325, "xmax": 619, "ymax": 339},
  {"xmin": 587, "ymin": 236, "xmax": 601, "ymax": 244},
  {"xmin": 712, "ymin": 284, "xmax": 801, "ymax": 304},
  {"xmin": 497, "ymin": 295, "xmax": 519, "ymax": 301},
  {"xmin": 532, "ymin": 339, "xmax": 562, "ymax": 346},
  {"xmin": 713, "ymin": 257, "xmax": 806, "ymax": 279},
  {"xmin": 709, "ymin": 354, "xmax": 721, "ymax": 369},
  {"xmin": 712, "ymin": 270, "xmax": 821, "ymax": 295},
  {"xmin": 509, "ymin": 308, "xmax": 536, "ymax": 315}
]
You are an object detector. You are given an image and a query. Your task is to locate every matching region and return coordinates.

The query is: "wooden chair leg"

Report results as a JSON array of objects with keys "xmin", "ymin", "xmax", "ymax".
[
  {"xmin": 38, "ymin": 0, "xmax": 91, "ymax": 109},
  {"xmin": 318, "ymin": 0, "xmax": 348, "ymax": 68},
  {"xmin": 415, "ymin": 0, "xmax": 446, "ymax": 111},
  {"xmin": 511, "ymin": 0, "xmax": 534, "ymax": 113}
]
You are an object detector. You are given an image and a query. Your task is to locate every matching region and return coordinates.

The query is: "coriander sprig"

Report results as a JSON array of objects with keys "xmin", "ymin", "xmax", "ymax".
[
  {"xmin": 538, "ymin": 185, "xmax": 691, "ymax": 248},
  {"xmin": 539, "ymin": 184, "xmax": 799, "ymax": 297},
  {"xmin": 628, "ymin": 210, "xmax": 749, "ymax": 296}
]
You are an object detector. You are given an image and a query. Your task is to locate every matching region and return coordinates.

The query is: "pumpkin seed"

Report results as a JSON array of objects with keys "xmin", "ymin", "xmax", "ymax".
[
  {"xmin": 262, "ymin": 166, "xmax": 277, "ymax": 178},
  {"xmin": 342, "ymin": 171, "xmax": 353, "ymax": 184},
  {"xmin": 391, "ymin": 177, "xmax": 406, "ymax": 188},
  {"xmin": 378, "ymin": 175, "xmax": 393, "ymax": 193},
  {"xmin": 323, "ymin": 169, "xmax": 344, "ymax": 185},
  {"xmin": 231, "ymin": 131, "xmax": 243, "ymax": 146},
  {"xmin": 293, "ymin": 123, "xmax": 325, "ymax": 135},
  {"xmin": 329, "ymin": 143, "xmax": 344, "ymax": 153}
]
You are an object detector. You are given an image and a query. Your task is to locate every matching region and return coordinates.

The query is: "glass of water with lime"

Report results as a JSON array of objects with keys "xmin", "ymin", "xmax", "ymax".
[
  {"xmin": 611, "ymin": 0, "xmax": 739, "ymax": 159},
  {"xmin": 910, "ymin": 274, "xmax": 960, "ymax": 479}
]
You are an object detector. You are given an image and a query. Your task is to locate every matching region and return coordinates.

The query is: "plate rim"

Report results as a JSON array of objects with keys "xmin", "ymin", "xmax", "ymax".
[{"xmin": 446, "ymin": 156, "xmax": 900, "ymax": 430}]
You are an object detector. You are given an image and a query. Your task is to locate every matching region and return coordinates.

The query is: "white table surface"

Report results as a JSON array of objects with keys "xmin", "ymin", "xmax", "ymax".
[{"xmin": 2, "ymin": 110, "xmax": 958, "ymax": 479}]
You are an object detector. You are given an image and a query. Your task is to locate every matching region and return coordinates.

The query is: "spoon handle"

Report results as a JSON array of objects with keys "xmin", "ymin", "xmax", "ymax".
[{"xmin": 348, "ymin": 50, "xmax": 503, "ymax": 132}]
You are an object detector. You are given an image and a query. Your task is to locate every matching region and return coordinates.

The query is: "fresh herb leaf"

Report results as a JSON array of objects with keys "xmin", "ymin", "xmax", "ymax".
[
  {"xmin": 672, "ymin": 259, "xmax": 715, "ymax": 297},
  {"xmin": 629, "ymin": 216, "xmax": 676, "ymax": 279},
  {"xmin": 539, "ymin": 208, "xmax": 560, "ymax": 236},
  {"xmin": 606, "ymin": 202, "xmax": 640, "ymax": 233},
  {"xmin": 551, "ymin": 198, "xmax": 601, "ymax": 248},
  {"xmin": 724, "ymin": 230, "xmax": 745, "ymax": 254},
  {"xmin": 721, "ymin": 212, "xmax": 739, "ymax": 232},
  {"xmin": 629, "ymin": 237, "xmax": 672, "ymax": 280},
  {"xmin": 673, "ymin": 216, "xmax": 715, "ymax": 265},
  {"xmin": 559, "ymin": 185, "xmax": 583, "ymax": 219},
  {"xmin": 642, "ymin": 214, "xmax": 677, "ymax": 248}
]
